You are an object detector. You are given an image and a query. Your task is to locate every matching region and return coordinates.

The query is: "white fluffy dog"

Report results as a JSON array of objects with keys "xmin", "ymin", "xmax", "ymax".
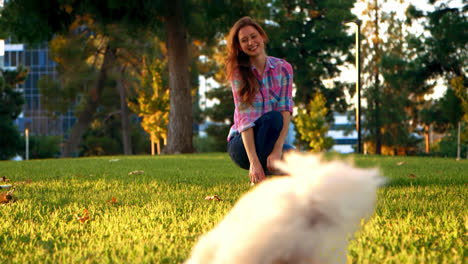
[{"xmin": 185, "ymin": 152, "xmax": 384, "ymax": 264}]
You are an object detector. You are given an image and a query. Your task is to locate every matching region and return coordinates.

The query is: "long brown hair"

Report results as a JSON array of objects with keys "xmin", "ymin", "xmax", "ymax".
[{"xmin": 225, "ymin": 16, "xmax": 269, "ymax": 104}]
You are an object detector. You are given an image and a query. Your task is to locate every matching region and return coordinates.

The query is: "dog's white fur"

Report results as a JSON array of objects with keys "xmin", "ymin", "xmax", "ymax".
[{"xmin": 185, "ymin": 152, "xmax": 384, "ymax": 264}]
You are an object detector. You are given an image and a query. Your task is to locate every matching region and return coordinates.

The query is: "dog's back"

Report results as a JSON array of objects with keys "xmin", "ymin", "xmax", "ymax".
[{"xmin": 186, "ymin": 152, "xmax": 384, "ymax": 264}]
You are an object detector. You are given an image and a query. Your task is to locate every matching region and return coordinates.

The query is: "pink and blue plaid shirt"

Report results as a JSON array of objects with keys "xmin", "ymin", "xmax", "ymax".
[{"xmin": 228, "ymin": 56, "xmax": 294, "ymax": 141}]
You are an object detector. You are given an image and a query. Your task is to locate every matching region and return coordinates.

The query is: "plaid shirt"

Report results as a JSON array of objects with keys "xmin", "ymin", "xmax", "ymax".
[{"xmin": 228, "ymin": 56, "xmax": 294, "ymax": 141}]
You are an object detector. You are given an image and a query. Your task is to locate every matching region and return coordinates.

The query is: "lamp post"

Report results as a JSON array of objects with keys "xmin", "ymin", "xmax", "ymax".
[{"xmin": 346, "ymin": 20, "xmax": 362, "ymax": 154}]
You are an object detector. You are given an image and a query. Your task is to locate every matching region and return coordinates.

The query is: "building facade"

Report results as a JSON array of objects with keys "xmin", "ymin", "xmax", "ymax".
[
  {"xmin": 3, "ymin": 41, "xmax": 76, "ymax": 138},
  {"xmin": 326, "ymin": 112, "xmax": 358, "ymax": 153}
]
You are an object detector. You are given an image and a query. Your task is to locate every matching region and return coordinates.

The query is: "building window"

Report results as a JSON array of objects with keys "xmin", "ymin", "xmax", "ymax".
[
  {"xmin": 39, "ymin": 51, "xmax": 46, "ymax": 66},
  {"xmin": 32, "ymin": 51, "xmax": 39, "ymax": 66},
  {"xmin": 18, "ymin": 51, "xmax": 23, "ymax": 66},
  {"xmin": 10, "ymin": 51, "xmax": 17, "ymax": 66},
  {"xmin": 5, "ymin": 51, "xmax": 10, "ymax": 66},
  {"xmin": 25, "ymin": 51, "xmax": 31, "ymax": 65}
]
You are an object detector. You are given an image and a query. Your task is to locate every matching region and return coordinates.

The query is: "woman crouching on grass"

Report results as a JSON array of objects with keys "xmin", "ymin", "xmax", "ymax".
[{"xmin": 226, "ymin": 16, "xmax": 295, "ymax": 184}]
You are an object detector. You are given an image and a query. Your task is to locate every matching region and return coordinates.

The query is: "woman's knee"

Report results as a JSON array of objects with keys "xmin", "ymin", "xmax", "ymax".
[{"xmin": 264, "ymin": 111, "xmax": 283, "ymax": 132}]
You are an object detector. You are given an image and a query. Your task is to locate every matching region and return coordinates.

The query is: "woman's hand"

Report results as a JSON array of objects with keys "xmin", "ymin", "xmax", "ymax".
[
  {"xmin": 249, "ymin": 160, "xmax": 265, "ymax": 184},
  {"xmin": 267, "ymin": 149, "xmax": 282, "ymax": 173}
]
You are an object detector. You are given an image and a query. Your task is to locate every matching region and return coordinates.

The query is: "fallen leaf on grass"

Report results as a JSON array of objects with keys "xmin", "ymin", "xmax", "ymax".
[
  {"xmin": 409, "ymin": 173, "xmax": 417, "ymax": 178},
  {"xmin": 107, "ymin": 196, "xmax": 118, "ymax": 205},
  {"xmin": 205, "ymin": 195, "xmax": 222, "ymax": 201},
  {"xmin": 74, "ymin": 209, "xmax": 90, "ymax": 223},
  {"xmin": 128, "ymin": 170, "xmax": 144, "ymax": 175},
  {"xmin": 0, "ymin": 192, "xmax": 13, "ymax": 204},
  {"xmin": 396, "ymin": 161, "xmax": 405, "ymax": 166},
  {"xmin": 0, "ymin": 188, "xmax": 15, "ymax": 204}
]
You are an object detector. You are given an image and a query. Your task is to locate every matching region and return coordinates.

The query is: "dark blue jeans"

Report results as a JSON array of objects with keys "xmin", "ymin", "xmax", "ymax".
[{"xmin": 227, "ymin": 111, "xmax": 295, "ymax": 173}]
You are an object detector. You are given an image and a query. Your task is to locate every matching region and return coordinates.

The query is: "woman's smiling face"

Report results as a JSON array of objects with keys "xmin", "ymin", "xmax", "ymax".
[{"xmin": 238, "ymin": 25, "xmax": 265, "ymax": 57}]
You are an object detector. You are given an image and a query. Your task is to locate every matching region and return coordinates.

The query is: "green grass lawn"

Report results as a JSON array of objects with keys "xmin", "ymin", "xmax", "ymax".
[{"xmin": 0, "ymin": 153, "xmax": 466, "ymax": 263}]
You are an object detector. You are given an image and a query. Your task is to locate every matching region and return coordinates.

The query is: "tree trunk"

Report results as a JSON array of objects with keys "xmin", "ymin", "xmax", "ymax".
[
  {"xmin": 118, "ymin": 66, "xmax": 132, "ymax": 155},
  {"xmin": 163, "ymin": 0, "xmax": 194, "ymax": 154},
  {"xmin": 61, "ymin": 45, "xmax": 116, "ymax": 157}
]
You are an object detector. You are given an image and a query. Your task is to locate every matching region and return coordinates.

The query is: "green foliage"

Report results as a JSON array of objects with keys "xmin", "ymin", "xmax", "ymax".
[
  {"xmin": 406, "ymin": 3, "xmax": 467, "ymax": 101},
  {"xmin": 0, "ymin": 117, "xmax": 22, "ymax": 160},
  {"xmin": 203, "ymin": 85, "xmax": 234, "ymax": 125},
  {"xmin": 17, "ymin": 135, "xmax": 61, "ymax": 159},
  {"xmin": 295, "ymin": 93, "xmax": 334, "ymax": 152},
  {"xmin": 0, "ymin": 67, "xmax": 28, "ymax": 160},
  {"xmin": 265, "ymin": 0, "xmax": 356, "ymax": 112},
  {"xmin": 131, "ymin": 126, "xmax": 151, "ymax": 155},
  {"xmin": 193, "ymin": 135, "xmax": 226, "ymax": 153},
  {"xmin": 0, "ymin": 0, "xmax": 75, "ymax": 43},
  {"xmin": 200, "ymin": 85, "xmax": 234, "ymax": 152},
  {"xmin": 127, "ymin": 44, "xmax": 170, "ymax": 146},
  {"xmin": 79, "ymin": 117, "xmax": 122, "ymax": 157},
  {"xmin": 38, "ymin": 31, "xmax": 98, "ymax": 117},
  {"xmin": 0, "ymin": 154, "xmax": 466, "ymax": 262},
  {"xmin": 0, "ymin": 67, "xmax": 28, "ymax": 119},
  {"xmin": 433, "ymin": 124, "xmax": 468, "ymax": 158},
  {"xmin": 451, "ymin": 76, "xmax": 468, "ymax": 119}
]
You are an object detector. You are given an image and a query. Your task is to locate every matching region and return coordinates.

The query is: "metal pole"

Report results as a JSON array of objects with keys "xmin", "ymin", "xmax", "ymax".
[
  {"xmin": 356, "ymin": 21, "xmax": 362, "ymax": 154},
  {"xmin": 457, "ymin": 121, "xmax": 461, "ymax": 161},
  {"xmin": 346, "ymin": 20, "xmax": 362, "ymax": 154},
  {"xmin": 25, "ymin": 128, "xmax": 29, "ymax": 160}
]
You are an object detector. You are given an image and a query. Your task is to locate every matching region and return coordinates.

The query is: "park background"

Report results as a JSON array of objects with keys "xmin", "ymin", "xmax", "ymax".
[
  {"xmin": 0, "ymin": 1, "xmax": 466, "ymax": 263},
  {"xmin": 0, "ymin": 0, "xmax": 466, "ymax": 159}
]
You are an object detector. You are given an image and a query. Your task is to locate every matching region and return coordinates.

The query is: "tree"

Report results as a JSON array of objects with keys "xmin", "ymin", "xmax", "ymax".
[
  {"xmin": 265, "ymin": 0, "xmax": 356, "ymax": 113},
  {"xmin": 196, "ymin": 37, "xmax": 234, "ymax": 151},
  {"xmin": 295, "ymin": 93, "xmax": 334, "ymax": 152},
  {"xmin": 0, "ymin": 67, "xmax": 28, "ymax": 160},
  {"xmin": 1, "ymin": 0, "xmax": 267, "ymax": 154},
  {"xmin": 357, "ymin": 0, "xmax": 387, "ymax": 154},
  {"xmin": 377, "ymin": 9, "xmax": 434, "ymax": 155},
  {"xmin": 128, "ymin": 50, "xmax": 170, "ymax": 155},
  {"xmin": 406, "ymin": 1, "xmax": 467, "ymax": 153},
  {"xmin": 38, "ymin": 23, "xmax": 119, "ymax": 157}
]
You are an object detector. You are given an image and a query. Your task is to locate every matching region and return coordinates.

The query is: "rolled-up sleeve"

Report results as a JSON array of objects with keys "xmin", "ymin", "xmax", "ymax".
[
  {"xmin": 231, "ymin": 76, "xmax": 256, "ymax": 133},
  {"xmin": 276, "ymin": 62, "xmax": 294, "ymax": 113}
]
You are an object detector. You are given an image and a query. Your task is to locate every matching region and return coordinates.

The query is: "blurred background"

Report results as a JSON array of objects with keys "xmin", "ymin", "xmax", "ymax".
[{"xmin": 0, "ymin": 0, "xmax": 466, "ymax": 159}]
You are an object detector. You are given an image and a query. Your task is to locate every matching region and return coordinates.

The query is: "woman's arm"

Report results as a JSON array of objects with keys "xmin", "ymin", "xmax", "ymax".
[
  {"xmin": 267, "ymin": 111, "xmax": 290, "ymax": 172},
  {"xmin": 241, "ymin": 128, "xmax": 265, "ymax": 183}
]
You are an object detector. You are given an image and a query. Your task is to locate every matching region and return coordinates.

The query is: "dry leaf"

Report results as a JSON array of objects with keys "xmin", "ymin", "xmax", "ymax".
[
  {"xmin": 0, "ymin": 192, "xmax": 13, "ymax": 204},
  {"xmin": 409, "ymin": 173, "xmax": 417, "ymax": 178},
  {"xmin": 205, "ymin": 195, "xmax": 222, "ymax": 201},
  {"xmin": 0, "ymin": 188, "xmax": 15, "ymax": 204},
  {"xmin": 396, "ymin": 161, "xmax": 405, "ymax": 166},
  {"xmin": 128, "ymin": 170, "xmax": 144, "ymax": 175},
  {"xmin": 74, "ymin": 209, "xmax": 90, "ymax": 223},
  {"xmin": 107, "ymin": 196, "xmax": 117, "ymax": 205}
]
